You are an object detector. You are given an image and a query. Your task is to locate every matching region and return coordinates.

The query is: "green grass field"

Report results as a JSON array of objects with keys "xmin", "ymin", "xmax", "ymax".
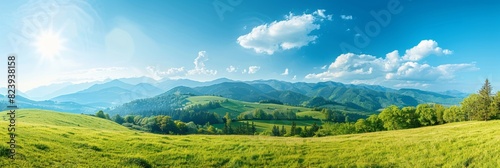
[
  {"xmin": 186, "ymin": 96, "xmax": 311, "ymax": 117},
  {"xmin": 213, "ymin": 120, "xmax": 321, "ymax": 133},
  {"xmin": 1, "ymin": 109, "xmax": 500, "ymax": 167},
  {"xmin": 296, "ymin": 111, "xmax": 325, "ymax": 120}
]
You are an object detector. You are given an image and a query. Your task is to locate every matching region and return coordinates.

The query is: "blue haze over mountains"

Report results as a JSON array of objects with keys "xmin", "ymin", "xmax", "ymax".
[{"xmin": 0, "ymin": 77, "xmax": 469, "ymax": 113}]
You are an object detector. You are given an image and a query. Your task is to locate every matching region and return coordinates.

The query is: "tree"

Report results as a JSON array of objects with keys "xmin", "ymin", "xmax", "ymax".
[
  {"xmin": 223, "ymin": 112, "xmax": 233, "ymax": 134},
  {"xmin": 366, "ymin": 114, "xmax": 384, "ymax": 132},
  {"xmin": 379, "ymin": 105, "xmax": 404, "ymax": 130},
  {"xmin": 124, "ymin": 115, "xmax": 135, "ymax": 123},
  {"xmin": 290, "ymin": 121, "xmax": 297, "ymax": 136},
  {"xmin": 322, "ymin": 108, "xmax": 336, "ymax": 122},
  {"xmin": 253, "ymin": 109, "xmax": 267, "ymax": 120},
  {"xmin": 491, "ymin": 91, "xmax": 500, "ymax": 119},
  {"xmin": 95, "ymin": 110, "xmax": 106, "ymax": 119},
  {"xmin": 443, "ymin": 105, "xmax": 465, "ymax": 123},
  {"xmin": 478, "ymin": 79, "xmax": 494, "ymax": 120},
  {"xmin": 295, "ymin": 127, "xmax": 302, "ymax": 136},
  {"xmin": 462, "ymin": 94, "xmax": 481, "ymax": 121},
  {"xmin": 416, "ymin": 104, "xmax": 437, "ymax": 126},
  {"xmin": 309, "ymin": 122, "xmax": 320, "ymax": 136},
  {"xmin": 207, "ymin": 125, "xmax": 216, "ymax": 134},
  {"xmin": 355, "ymin": 119, "xmax": 369, "ymax": 133},
  {"xmin": 434, "ymin": 104, "xmax": 446, "ymax": 124},
  {"xmin": 280, "ymin": 125, "xmax": 287, "ymax": 136},
  {"xmin": 251, "ymin": 122, "xmax": 256, "ymax": 135},
  {"xmin": 134, "ymin": 115, "xmax": 143, "ymax": 125},
  {"xmin": 271, "ymin": 125, "xmax": 280, "ymax": 136},
  {"xmin": 175, "ymin": 120, "xmax": 188, "ymax": 134},
  {"xmin": 112, "ymin": 114, "xmax": 125, "ymax": 125},
  {"xmin": 104, "ymin": 113, "xmax": 111, "ymax": 120}
]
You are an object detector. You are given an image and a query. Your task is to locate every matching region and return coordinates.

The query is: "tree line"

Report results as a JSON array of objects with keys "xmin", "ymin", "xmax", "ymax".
[{"xmin": 315, "ymin": 79, "xmax": 500, "ymax": 136}]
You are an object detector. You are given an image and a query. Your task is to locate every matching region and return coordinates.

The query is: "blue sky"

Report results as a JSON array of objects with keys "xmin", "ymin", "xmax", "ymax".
[{"xmin": 0, "ymin": 0, "xmax": 499, "ymax": 93}]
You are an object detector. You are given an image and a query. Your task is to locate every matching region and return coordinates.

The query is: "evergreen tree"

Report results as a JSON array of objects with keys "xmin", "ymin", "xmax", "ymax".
[
  {"xmin": 112, "ymin": 114, "xmax": 125, "ymax": 124},
  {"xmin": 251, "ymin": 121, "xmax": 256, "ymax": 135},
  {"xmin": 271, "ymin": 125, "xmax": 280, "ymax": 136},
  {"xmin": 478, "ymin": 79, "xmax": 494, "ymax": 120},
  {"xmin": 104, "ymin": 113, "xmax": 111, "ymax": 120},
  {"xmin": 290, "ymin": 121, "xmax": 297, "ymax": 136},
  {"xmin": 246, "ymin": 121, "xmax": 251, "ymax": 135},
  {"xmin": 280, "ymin": 125, "xmax": 286, "ymax": 136},
  {"xmin": 95, "ymin": 110, "xmax": 106, "ymax": 119}
]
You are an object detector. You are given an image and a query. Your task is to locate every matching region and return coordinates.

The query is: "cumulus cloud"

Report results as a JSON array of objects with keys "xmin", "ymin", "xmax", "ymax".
[
  {"xmin": 292, "ymin": 75, "xmax": 297, "ymax": 80},
  {"xmin": 281, "ymin": 68, "xmax": 289, "ymax": 75},
  {"xmin": 187, "ymin": 51, "xmax": 217, "ymax": 75},
  {"xmin": 248, "ymin": 66, "xmax": 261, "ymax": 74},
  {"xmin": 340, "ymin": 15, "xmax": 353, "ymax": 20},
  {"xmin": 305, "ymin": 40, "xmax": 478, "ymax": 86},
  {"xmin": 402, "ymin": 40, "xmax": 452, "ymax": 61},
  {"xmin": 305, "ymin": 53, "xmax": 387, "ymax": 80},
  {"xmin": 237, "ymin": 9, "xmax": 331, "ymax": 55},
  {"xmin": 226, "ymin": 65, "xmax": 237, "ymax": 73}
]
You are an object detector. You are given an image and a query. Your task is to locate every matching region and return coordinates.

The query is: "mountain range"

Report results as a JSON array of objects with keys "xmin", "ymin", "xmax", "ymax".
[{"xmin": 13, "ymin": 77, "xmax": 469, "ymax": 114}]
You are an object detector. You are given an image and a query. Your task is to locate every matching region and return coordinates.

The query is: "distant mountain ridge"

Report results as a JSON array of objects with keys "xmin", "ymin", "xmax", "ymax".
[
  {"xmin": 20, "ymin": 77, "xmax": 467, "ymax": 113},
  {"xmin": 51, "ymin": 81, "xmax": 164, "ymax": 108},
  {"xmin": 156, "ymin": 80, "xmax": 462, "ymax": 111}
]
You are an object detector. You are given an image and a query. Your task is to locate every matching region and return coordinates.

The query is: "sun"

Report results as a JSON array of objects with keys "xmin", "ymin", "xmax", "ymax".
[{"xmin": 35, "ymin": 30, "xmax": 65, "ymax": 58}]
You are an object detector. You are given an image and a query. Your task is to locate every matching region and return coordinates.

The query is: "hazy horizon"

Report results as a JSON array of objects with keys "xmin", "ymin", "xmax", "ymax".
[{"xmin": 1, "ymin": 0, "xmax": 499, "ymax": 93}]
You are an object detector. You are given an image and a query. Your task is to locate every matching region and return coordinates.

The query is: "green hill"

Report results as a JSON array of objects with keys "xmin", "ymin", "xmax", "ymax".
[
  {"xmin": 1, "ymin": 109, "xmax": 500, "ymax": 167},
  {"xmin": 185, "ymin": 96, "xmax": 310, "ymax": 118}
]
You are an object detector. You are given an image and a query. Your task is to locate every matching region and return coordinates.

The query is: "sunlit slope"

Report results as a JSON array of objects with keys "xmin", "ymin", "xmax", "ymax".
[{"xmin": 0, "ymin": 109, "xmax": 499, "ymax": 167}]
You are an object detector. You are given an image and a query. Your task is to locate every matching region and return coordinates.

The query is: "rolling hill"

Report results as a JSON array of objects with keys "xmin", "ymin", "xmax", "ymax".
[
  {"xmin": 1, "ymin": 109, "xmax": 499, "ymax": 167},
  {"xmin": 24, "ymin": 78, "xmax": 465, "ymax": 114},
  {"xmin": 163, "ymin": 80, "xmax": 462, "ymax": 111}
]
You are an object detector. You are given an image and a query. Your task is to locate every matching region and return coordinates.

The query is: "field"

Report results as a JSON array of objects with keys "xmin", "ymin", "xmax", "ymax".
[
  {"xmin": 185, "ymin": 96, "xmax": 311, "ymax": 117},
  {"xmin": 1, "ymin": 109, "xmax": 500, "ymax": 167},
  {"xmin": 213, "ymin": 120, "xmax": 321, "ymax": 132}
]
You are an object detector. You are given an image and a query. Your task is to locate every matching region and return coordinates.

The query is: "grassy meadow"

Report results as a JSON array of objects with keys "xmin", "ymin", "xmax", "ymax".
[
  {"xmin": 0, "ymin": 109, "xmax": 499, "ymax": 167},
  {"xmin": 185, "ymin": 96, "xmax": 310, "ymax": 117}
]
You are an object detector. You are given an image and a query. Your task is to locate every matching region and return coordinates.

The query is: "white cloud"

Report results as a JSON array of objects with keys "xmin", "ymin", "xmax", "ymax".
[
  {"xmin": 402, "ymin": 40, "xmax": 452, "ymax": 61},
  {"xmin": 313, "ymin": 9, "xmax": 333, "ymax": 20},
  {"xmin": 394, "ymin": 81, "xmax": 431, "ymax": 88},
  {"xmin": 281, "ymin": 68, "xmax": 289, "ymax": 75},
  {"xmin": 305, "ymin": 40, "xmax": 478, "ymax": 86},
  {"xmin": 237, "ymin": 9, "xmax": 331, "ymax": 55},
  {"xmin": 305, "ymin": 53, "xmax": 387, "ymax": 81},
  {"xmin": 248, "ymin": 66, "xmax": 261, "ymax": 74},
  {"xmin": 292, "ymin": 75, "xmax": 297, "ymax": 80},
  {"xmin": 187, "ymin": 51, "xmax": 217, "ymax": 76},
  {"xmin": 340, "ymin": 15, "xmax": 353, "ymax": 20},
  {"xmin": 242, "ymin": 69, "xmax": 247, "ymax": 74},
  {"xmin": 321, "ymin": 65, "xmax": 327, "ymax": 69},
  {"xmin": 146, "ymin": 66, "xmax": 185, "ymax": 80},
  {"xmin": 226, "ymin": 65, "xmax": 237, "ymax": 73}
]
